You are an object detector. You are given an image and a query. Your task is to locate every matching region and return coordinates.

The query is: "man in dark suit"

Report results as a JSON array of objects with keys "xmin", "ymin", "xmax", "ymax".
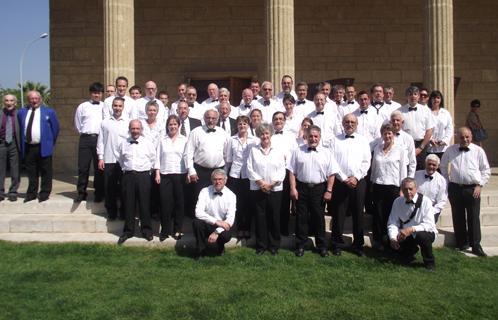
[
  {"xmin": 18, "ymin": 90, "xmax": 60, "ymax": 202},
  {"xmin": 217, "ymin": 101, "xmax": 238, "ymax": 136},
  {"xmin": 177, "ymin": 101, "xmax": 201, "ymax": 138},
  {"xmin": 0, "ymin": 94, "xmax": 21, "ymax": 202}
]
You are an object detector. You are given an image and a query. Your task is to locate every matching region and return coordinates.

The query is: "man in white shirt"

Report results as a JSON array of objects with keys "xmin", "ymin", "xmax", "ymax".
[
  {"xmin": 254, "ymin": 81, "xmax": 283, "ymax": 123},
  {"xmin": 414, "ymin": 154, "xmax": 447, "ymax": 223},
  {"xmin": 170, "ymin": 82, "xmax": 187, "ymax": 115},
  {"xmin": 177, "ymin": 101, "xmax": 202, "ymax": 138},
  {"xmin": 136, "ymin": 81, "xmax": 166, "ymax": 125},
  {"xmin": 352, "ymin": 90, "xmax": 382, "ymax": 147},
  {"xmin": 390, "ymin": 111, "xmax": 417, "ymax": 177},
  {"xmin": 288, "ymin": 125, "xmax": 336, "ymax": 257},
  {"xmin": 237, "ymin": 88, "xmax": 256, "ymax": 117},
  {"xmin": 0, "ymin": 94, "xmax": 21, "ymax": 202},
  {"xmin": 308, "ymin": 93, "xmax": 340, "ymax": 148},
  {"xmin": 74, "ymin": 82, "xmax": 105, "ymax": 203},
  {"xmin": 185, "ymin": 86, "xmax": 204, "ymax": 120},
  {"xmin": 398, "ymin": 86, "xmax": 435, "ymax": 170},
  {"xmin": 332, "ymin": 84, "xmax": 352, "ymax": 120},
  {"xmin": 97, "ymin": 97, "xmax": 129, "ymax": 220},
  {"xmin": 117, "ymin": 119, "xmax": 156, "ymax": 244},
  {"xmin": 103, "ymin": 76, "xmax": 137, "ymax": 120},
  {"xmin": 441, "ymin": 127, "xmax": 491, "ymax": 257},
  {"xmin": 384, "ymin": 85, "xmax": 402, "ymax": 110},
  {"xmin": 105, "ymin": 85, "xmax": 115, "ymax": 98},
  {"xmin": 369, "ymin": 83, "xmax": 391, "ymax": 122},
  {"xmin": 319, "ymin": 81, "xmax": 333, "ymax": 104},
  {"xmin": 294, "ymin": 82, "xmax": 315, "ymax": 116},
  {"xmin": 217, "ymin": 101, "xmax": 237, "ymax": 136},
  {"xmin": 345, "ymin": 85, "xmax": 359, "ymax": 110},
  {"xmin": 275, "ymin": 75, "xmax": 297, "ymax": 103},
  {"xmin": 129, "ymin": 85, "xmax": 142, "ymax": 100},
  {"xmin": 388, "ymin": 177, "xmax": 438, "ymax": 270},
  {"xmin": 201, "ymin": 83, "xmax": 219, "ymax": 110},
  {"xmin": 250, "ymin": 80, "xmax": 262, "ymax": 100},
  {"xmin": 419, "ymin": 87, "xmax": 430, "ymax": 107},
  {"xmin": 329, "ymin": 114, "xmax": 371, "ymax": 257},
  {"xmin": 193, "ymin": 169, "xmax": 236, "ymax": 258}
]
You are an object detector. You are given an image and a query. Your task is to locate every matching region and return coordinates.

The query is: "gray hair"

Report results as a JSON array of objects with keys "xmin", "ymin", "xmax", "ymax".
[
  {"xmin": 390, "ymin": 110, "xmax": 404, "ymax": 120},
  {"xmin": 405, "ymin": 86, "xmax": 420, "ymax": 96},
  {"xmin": 401, "ymin": 177, "xmax": 417, "ymax": 188},
  {"xmin": 425, "ymin": 154, "xmax": 441, "ymax": 166},
  {"xmin": 219, "ymin": 87, "xmax": 230, "ymax": 96},
  {"xmin": 145, "ymin": 100, "xmax": 159, "ymax": 112},
  {"xmin": 255, "ymin": 122, "xmax": 274, "ymax": 138},
  {"xmin": 211, "ymin": 169, "xmax": 227, "ymax": 181},
  {"xmin": 204, "ymin": 109, "xmax": 219, "ymax": 121}
]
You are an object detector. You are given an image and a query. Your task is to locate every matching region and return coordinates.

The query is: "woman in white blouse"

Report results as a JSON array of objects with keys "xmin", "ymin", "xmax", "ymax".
[
  {"xmin": 427, "ymin": 90, "xmax": 453, "ymax": 159},
  {"xmin": 249, "ymin": 108, "xmax": 263, "ymax": 136},
  {"xmin": 225, "ymin": 115, "xmax": 259, "ymax": 239},
  {"xmin": 296, "ymin": 117, "xmax": 313, "ymax": 146},
  {"xmin": 154, "ymin": 115, "xmax": 188, "ymax": 241},
  {"xmin": 370, "ymin": 123, "xmax": 407, "ymax": 250},
  {"xmin": 247, "ymin": 123, "xmax": 286, "ymax": 255},
  {"xmin": 282, "ymin": 94, "xmax": 302, "ymax": 136}
]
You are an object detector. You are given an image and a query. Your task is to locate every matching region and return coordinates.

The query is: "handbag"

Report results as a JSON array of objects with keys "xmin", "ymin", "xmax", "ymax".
[{"xmin": 472, "ymin": 128, "xmax": 488, "ymax": 142}]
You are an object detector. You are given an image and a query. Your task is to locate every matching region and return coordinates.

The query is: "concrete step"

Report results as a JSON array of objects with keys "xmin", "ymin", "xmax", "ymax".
[
  {"xmin": 438, "ymin": 208, "xmax": 498, "ymax": 228},
  {"xmin": 438, "ymin": 226, "xmax": 498, "ymax": 247},
  {"xmin": 0, "ymin": 198, "xmax": 106, "ymax": 215}
]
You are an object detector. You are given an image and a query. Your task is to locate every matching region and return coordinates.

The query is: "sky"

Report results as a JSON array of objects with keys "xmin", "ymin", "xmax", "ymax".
[{"xmin": 0, "ymin": 0, "xmax": 50, "ymax": 89}]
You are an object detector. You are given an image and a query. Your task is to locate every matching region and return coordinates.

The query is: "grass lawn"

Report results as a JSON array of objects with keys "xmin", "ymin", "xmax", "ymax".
[{"xmin": 0, "ymin": 241, "xmax": 497, "ymax": 320}]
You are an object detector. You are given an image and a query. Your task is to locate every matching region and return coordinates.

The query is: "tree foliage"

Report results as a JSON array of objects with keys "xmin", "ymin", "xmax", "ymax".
[{"xmin": 0, "ymin": 81, "xmax": 51, "ymax": 107}]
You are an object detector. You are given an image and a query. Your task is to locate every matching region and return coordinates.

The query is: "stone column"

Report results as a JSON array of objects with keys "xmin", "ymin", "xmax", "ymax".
[
  {"xmin": 104, "ymin": 0, "xmax": 135, "ymax": 86},
  {"xmin": 265, "ymin": 0, "xmax": 295, "ymax": 89},
  {"xmin": 423, "ymin": 0, "xmax": 454, "ymax": 117}
]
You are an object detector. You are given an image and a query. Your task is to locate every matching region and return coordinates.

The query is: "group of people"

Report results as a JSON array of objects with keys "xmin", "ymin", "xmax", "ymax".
[{"xmin": 0, "ymin": 75, "xmax": 491, "ymax": 269}]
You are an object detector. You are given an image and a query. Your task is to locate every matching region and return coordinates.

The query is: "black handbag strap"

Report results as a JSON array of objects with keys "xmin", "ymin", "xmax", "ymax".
[{"xmin": 399, "ymin": 193, "xmax": 423, "ymax": 228}]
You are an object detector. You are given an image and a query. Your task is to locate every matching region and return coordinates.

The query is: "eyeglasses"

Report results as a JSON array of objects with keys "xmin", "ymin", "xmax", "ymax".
[{"xmin": 420, "ymin": 94, "xmax": 428, "ymax": 98}]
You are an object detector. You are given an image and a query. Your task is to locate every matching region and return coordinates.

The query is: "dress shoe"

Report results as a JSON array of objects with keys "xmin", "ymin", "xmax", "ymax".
[
  {"xmin": 143, "ymin": 233, "xmax": 153, "ymax": 241},
  {"xmin": 472, "ymin": 245, "xmax": 487, "ymax": 257},
  {"xmin": 218, "ymin": 246, "xmax": 225, "ymax": 256},
  {"xmin": 332, "ymin": 248, "xmax": 342, "ymax": 256},
  {"xmin": 74, "ymin": 194, "xmax": 87, "ymax": 203},
  {"xmin": 459, "ymin": 244, "xmax": 470, "ymax": 251},
  {"xmin": 319, "ymin": 249, "xmax": 329, "ymax": 257},
  {"xmin": 117, "ymin": 234, "xmax": 132, "ymax": 245},
  {"xmin": 256, "ymin": 248, "xmax": 266, "ymax": 255},
  {"xmin": 0, "ymin": 196, "xmax": 4, "ymax": 202},
  {"xmin": 295, "ymin": 248, "xmax": 305, "ymax": 257},
  {"xmin": 24, "ymin": 195, "xmax": 37, "ymax": 203},
  {"xmin": 159, "ymin": 234, "xmax": 168, "ymax": 242},
  {"xmin": 194, "ymin": 250, "xmax": 206, "ymax": 260},
  {"xmin": 270, "ymin": 248, "xmax": 278, "ymax": 256},
  {"xmin": 353, "ymin": 247, "xmax": 366, "ymax": 257},
  {"xmin": 424, "ymin": 263, "xmax": 436, "ymax": 272},
  {"xmin": 8, "ymin": 195, "xmax": 17, "ymax": 202},
  {"xmin": 38, "ymin": 196, "xmax": 49, "ymax": 203}
]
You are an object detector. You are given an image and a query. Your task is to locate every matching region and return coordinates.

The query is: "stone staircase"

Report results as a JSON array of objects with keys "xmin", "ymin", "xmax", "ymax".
[{"xmin": 1, "ymin": 171, "xmax": 497, "ymax": 255}]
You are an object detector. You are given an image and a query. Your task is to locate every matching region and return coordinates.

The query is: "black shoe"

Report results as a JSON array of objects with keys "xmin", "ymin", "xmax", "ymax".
[
  {"xmin": 38, "ymin": 196, "xmax": 49, "ymax": 203},
  {"xmin": 117, "ymin": 234, "xmax": 132, "ymax": 245},
  {"xmin": 270, "ymin": 248, "xmax": 278, "ymax": 256},
  {"xmin": 8, "ymin": 195, "xmax": 17, "ymax": 202},
  {"xmin": 172, "ymin": 232, "xmax": 184, "ymax": 240},
  {"xmin": 256, "ymin": 249, "xmax": 266, "ymax": 255},
  {"xmin": 159, "ymin": 234, "xmax": 168, "ymax": 242},
  {"xmin": 400, "ymin": 255, "xmax": 416, "ymax": 265},
  {"xmin": 459, "ymin": 244, "xmax": 470, "ymax": 251},
  {"xmin": 143, "ymin": 233, "xmax": 153, "ymax": 241},
  {"xmin": 0, "ymin": 196, "xmax": 4, "ymax": 202},
  {"xmin": 295, "ymin": 248, "xmax": 305, "ymax": 257},
  {"xmin": 24, "ymin": 195, "xmax": 37, "ymax": 203},
  {"xmin": 94, "ymin": 196, "xmax": 103, "ymax": 203},
  {"xmin": 353, "ymin": 247, "xmax": 366, "ymax": 257},
  {"xmin": 218, "ymin": 246, "xmax": 225, "ymax": 256},
  {"xmin": 319, "ymin": 249, "xmax": 329, "ymax": 257},
  {"xmin": 194, "ymin": 250, "xmax": 206, "ymax": 260},
  {"xmin": 472, "ymin": 245, "xmax": 487, "ymax": 257},
  {"xmin": 332, "ymin": 248, "xmax": 342, "ymax": 256},
  {"xmin": 425, "ymin": 263, "xmax": 436, "ymax": 271},
  {"xmin": 74, "ymin": 193, "xmax": 87, "ymax": 203}
]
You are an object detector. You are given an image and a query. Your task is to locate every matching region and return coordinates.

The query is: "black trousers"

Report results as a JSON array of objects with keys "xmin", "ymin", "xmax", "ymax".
[
  {"xmin": 295, "ymin": 181, "xmax": 327, "ymax": 250},
  {"xmin": 159, "ymin": 173, "xmax": 186, "ymax": 236},
  {"xmin": 252, "ymin": 190, "xmax": 282, "ymax": 250},
  {"xmin": 103, "ymin": 163, "xmax": 123, "ymax": 219},
  {"xmin": 331, "ymin": 178, "xmax": 366, "ymax": 249},
  {"xmin": 0, "ymin": 141, "xmax": 20, "ymax": 197},
  {"xmin": 24, "ymin": 144, "xmax": 52, "ymax": 199},
  {"xmin": 448, "ymin": 182, "xmax": 481, "ymax": 248},
  {"xmin": 192, "ymin": 218, "xmax": 232, "ymax": 253},
  {"xmin": 414, "ymin": 140, "xmax": 427, "ymax": 170},
  {"xmin": 150, "ymin": 172, "xmax": 160, "ymax": 215},
  {"xmin": 398, "ymin": 231, "xmax": 436, "ymax": 266},
  {"xmin": 77, "ymin": 134, "xmax": 104, "ymax": 198},
  {"xmin": 122, "ymin": 171, "xmax": 152, "ymax": 237},
  {"xmin": 372, "ymin": 183, "xmax": 399, "ymax": 244},
  {"xmin": 227, "ymin": 177, "xmax": 251, "ymax": 232},
  {"xmin": 280, "ymin": 169, "xmax": 292, "ymax": 235}
]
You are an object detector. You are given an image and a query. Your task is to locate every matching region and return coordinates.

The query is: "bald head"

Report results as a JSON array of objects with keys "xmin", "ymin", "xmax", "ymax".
[{"xmin": 144, "ymin": 81, "xmax": 158, "ymax": 99}]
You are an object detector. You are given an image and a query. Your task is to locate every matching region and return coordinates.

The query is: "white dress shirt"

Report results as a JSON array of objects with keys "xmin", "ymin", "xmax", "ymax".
[
  {"xmin": 236, "ymin": 102, "xmax": 256, "ymax": 117},
  {"xmin": 307, "ymin": 109, "xmax": 341, "ymax": 148},
  {"xmin": 74, "ymin": 101, "xmax": 103, "ymax": 134},
  {"xmin": 370, "ymin": 101, "xmax": 392, "ymax": 123},
  {"xmin": 440, "ymin": 143, "xmax": 491, "ymax": 186},
  {"xmin": 140, "ymin": 119, "xmax": 165, "ymax": 148},
  {"xmin": 195, "ymin": 185, "xmax": 236, "ymax": 234},
  {"xmin": 185, "ymin": 126, "xmax": 229, "ymax": 176},
  {"xmin": 388, "ymin": 193, "xmax": 438, "ymax": 240},
  {"xmin": 427, "ymin": 108, "xmax": 453, "ymax": 154},
  {"xmin": 399, "ymin": 103, "xmax": 435, "ymax": 141},
  {"xmin": 218, "ymin": 117, "xmax": 233, "ymax": 135},
  {"xmin": 186, "ymin": 101, "xmax": 204, "ymax": 120},
  {"xmin": 271, "ymin": 129, "xmax": 298, "ymax": 165},
  {"xmin": 253, "ymin": 98, "xmax": 284, "ymax": 123},
  {"xmin": 136, "ymin": 97, "xmax": 167, "ymax": 125},
  {"xmin": 284, "ymin": 113, "xmax": 304, "ymax": 137},
  {"xmin": 337, "ymin": 100, "xmax": 357, "ymax": 121},
  {"xmin": 97, "ymin": 116, "xmax": 129, "ymax": 163},
  {"xmin": 370, "ymin": 141, "xmax": 408, "ymax": 187},
  {"xmin": 170, "ymin": 99, "xmax": 183, "ymax": 115},
  {"xmin": 294, "ymin": 99, "xmax": 315, "ymax": 117},
  {"xmin": 414, "ymin": 170, "xmax": 448, "ymax": 215},
  {"xmin": 118, "ymin": 136, "xmax": 156, "ymax": 172},
  {"xmin": 246, "ymin": 144, "xmax": 286, "ymax": 191},
  {"xmin": 352, "ymin": 106, "xmax": 382, "ymax": 146},
  {"xmin": 201, "ymin": 97, "xmax": 220, "ymax": 110},
  {"xmin": 103, "ymin": 95, "xmax": 137, "ymax": 120},
  {"xmin": 24, "ymin": 107, "xmax": 41, "ymax": 144},
  {"xmin": 226, "ymin": 135, "xmax": 259, "ymax": 179},
  {"xmin": 154, "ymin": 134, "xmax": 187, "ymax": 174},
  {"xmin": 287, "ymin": 144, "xmax": 336, "ymax": 184},
  {"xmin": 330, "ymin": 133, "xmax": 371, "ymax": 182},
  {"xmin": 275, "ymin": 90, "xmax": 297, "ymax": 103},
  {"xmin": 385, "ymin": 100, "xmax": 402, "ymax": 112}
]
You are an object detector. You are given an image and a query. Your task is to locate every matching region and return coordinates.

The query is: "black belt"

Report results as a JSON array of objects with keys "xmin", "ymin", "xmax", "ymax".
[
  {"xmin": 297, "ymin": 180, "xmax": 326, "ymax": 188},
  {"xmin": 124, "ymin": 170, "xmax": 149, "ymax": 175},
  {"xmin": 450, "ymin": 182, "xmax": 477, "ymax": 188},
  {"xmin": 81, "ymin": 133, "xmax": 98, "ymax": 137},
  {"xmin": 194, "ymin": 163, "xmax": 223, "ymax": 171}
]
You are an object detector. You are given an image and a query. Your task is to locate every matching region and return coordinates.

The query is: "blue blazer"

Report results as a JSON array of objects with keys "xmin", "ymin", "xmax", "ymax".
[{"xmin": 18, "ymin": 105, "xmax": 60, "ymax": 158}]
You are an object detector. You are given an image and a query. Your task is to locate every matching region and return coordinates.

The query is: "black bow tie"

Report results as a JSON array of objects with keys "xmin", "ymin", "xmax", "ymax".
[
  {"xmin": 214, "ymin": 191, "xmax": 223, "ymax": 196},
  {"xmin": 395, "ymin": 132, "xmax": 400, "ymax": 136},
  {"xmin": 296, "ymin": 100, "xmax": 306, "ymax": 105},
  {"xmin": 212, "ymin": 99, "xmax": 218, "ymax": 102},
  {"xmin": 244, "ymin": 104, "xmax": 251, "ymax": 109},
  {"xmin": 129, "ymin": 140, "xmax": 138, "ymax": 144},
  {"xmin": 385, "ymin": 101, "xmax": 392, "ymax": 105},
  {"xmin": 274, "ymin": 131, "xmax": 283, "ymax": 135},
  {"xmin": 408, "ymin": 107, "xmax": 417, "ymax": 112},
  {"xmin": 459, "ymin": 146, "xmax": 470, "ymax": 152},
  {"xmin": 405, "ymin": 200, "xmax": 414, "ymax": 204},
  {"xmin": 263, "ymin": 100, "xmax": 270, "ymax": 106},
  {"xmin": 348, "ymin": 101, "xmax": 355, "ymax": 104},
  {"xmin": 91, "ymin": 101, "xmax": 100, "ymax": 105},
  {"xmin": 425, "ymin": 174, "xmax": 433, "ymax": 180},
  {"xmin": 206, "ymin": 128, "xmax": 216, "ymax": 133},
  {"xmin": 307, "ymin": 147, "xmax": 317, "ymax": 152},
  {"xmin": 253, "ymin": 97, "xmax": 258, "ymax": 100},
  {"xmin": 316, "ymin": 111, "xmax": 324, "ymax": 115},
  {"xmin": 188, "ymin": 104, "xmax": 194, "ymax": 108},
  {"xmin": 360, "ymin": 110, "xmax": 368, "ymax": 114},
  {"xmin": 345, "ymin": 135, "xmax": 354, "ymax": 139}
]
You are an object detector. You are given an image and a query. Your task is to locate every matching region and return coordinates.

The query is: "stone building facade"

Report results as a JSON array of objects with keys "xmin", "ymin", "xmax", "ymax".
[{"xmin": 50, "ymin": 0, "xmax": 497, "ymax": 172}]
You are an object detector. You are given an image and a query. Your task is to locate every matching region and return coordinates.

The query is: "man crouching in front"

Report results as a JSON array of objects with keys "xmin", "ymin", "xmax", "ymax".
[
  {"xmin": 388, "ymin": 177, "xmax": 438, "ymax": 271},
  {"xmin": 193, "ymin": 169, "xmax": 236, "ymax": 259}
]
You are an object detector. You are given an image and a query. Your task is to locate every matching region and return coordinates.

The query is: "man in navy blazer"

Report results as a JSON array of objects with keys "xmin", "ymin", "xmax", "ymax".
[{"xmin": 18, "ymin": 91, "xmax": 60, "ymax": 202}]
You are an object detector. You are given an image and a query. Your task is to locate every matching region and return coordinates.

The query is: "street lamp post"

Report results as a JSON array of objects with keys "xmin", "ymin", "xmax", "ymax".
[{"xmin": 19, "ymin": 32, "xmax": 49, "ymax": 107}]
